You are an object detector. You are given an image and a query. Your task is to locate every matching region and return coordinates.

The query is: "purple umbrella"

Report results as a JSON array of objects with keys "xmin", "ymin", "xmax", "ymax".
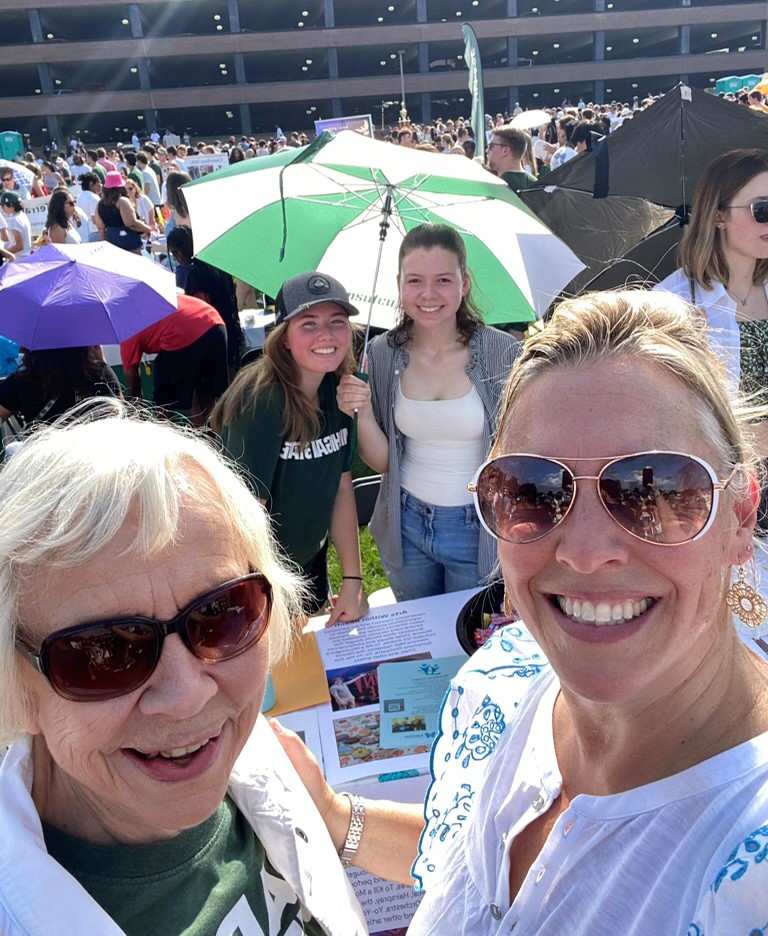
[{"xmin": 0, "ymin": 242, "xmax": 177, "ymax": 350}]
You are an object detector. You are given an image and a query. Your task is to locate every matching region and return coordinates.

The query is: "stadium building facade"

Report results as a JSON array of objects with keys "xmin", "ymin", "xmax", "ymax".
[{"xmin": 1, "ymin": 0, "xmax": 766, "ymax": 145}]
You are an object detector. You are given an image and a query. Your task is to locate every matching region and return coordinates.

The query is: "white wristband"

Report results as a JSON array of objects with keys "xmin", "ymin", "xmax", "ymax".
[{"xmin": 338, "ymin": 792, "xmax": 365, "ymax": 868}]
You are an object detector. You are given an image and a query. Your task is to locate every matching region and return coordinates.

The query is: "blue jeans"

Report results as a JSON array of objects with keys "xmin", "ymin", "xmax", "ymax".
[{"xmin": 382, "ymin": 490, "xmax": 481, "ymax": 602}]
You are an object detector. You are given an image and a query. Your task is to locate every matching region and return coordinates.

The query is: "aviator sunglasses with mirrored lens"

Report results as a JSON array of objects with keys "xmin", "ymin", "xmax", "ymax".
[
  {"xmin": 15, "ymin": 572, "xmax": 272, "ymax": 702},
  {"xmin": 723, "ymin": 200, "xmax": 768, "ymax": 224},
  {"xmin": 468, "ymin": 451, "xmax": 738, "ymax": 546}
]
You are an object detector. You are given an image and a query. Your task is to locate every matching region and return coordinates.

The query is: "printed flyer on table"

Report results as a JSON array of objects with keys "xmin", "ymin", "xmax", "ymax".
[{"xmin": 313, "ymin": 588, "xmax": 475, "ymax": 785}]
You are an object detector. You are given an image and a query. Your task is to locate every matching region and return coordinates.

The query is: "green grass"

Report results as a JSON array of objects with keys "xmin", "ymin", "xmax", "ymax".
[
  {"xmin": 328, "ymin": 527, "xmax": 390, "ymax": 596},
  {"xmin": 327, "ymin": 454, "xmax": 389, "ymax": 597},
  {"xmin": 351, "ymin": 453, "xmax": 376, "ymax": 480}
]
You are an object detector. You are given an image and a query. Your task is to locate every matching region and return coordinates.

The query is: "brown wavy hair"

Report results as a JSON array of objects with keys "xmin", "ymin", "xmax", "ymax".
[
  {"xmin": 389, "ymin": 223, "xmax": 483, "ymax": 347},
  {"xmin": 209, "ymin": 320, "xmax": 358, "ymax": 447},
  {"xmin": 678, "ymin": 148, "xmax": 768, "ymax": 290}
]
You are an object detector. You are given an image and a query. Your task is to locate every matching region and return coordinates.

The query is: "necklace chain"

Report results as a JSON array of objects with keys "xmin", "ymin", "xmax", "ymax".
[{"xmin": 729, "ymin": 282, "xmax": 754, "ymax": 307}]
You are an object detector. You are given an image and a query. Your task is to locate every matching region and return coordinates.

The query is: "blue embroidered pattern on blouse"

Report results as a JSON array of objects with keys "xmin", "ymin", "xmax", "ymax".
[
  {"xmin": 412, "ymin": 624, "xmax": 549, "ymax": 889},
  {"xmin": 454, "ymin": 695, "xmax": 506, "ymax": 767},
  {"xmin": 422, "ymin": 780, "xmax": 476, "ymax": 873},
  {"xmin": 712, "ymin": 825, "xmax": 768, "ymax": 893},
  {"xmin": 687, "ymin": 826, "xmax": 768, "ymax": 935},
  {"xmin": 472, "ymin": 626, "xmax": 546, "ymax": 681},
  {"xmin": 688, "ymin": 922, "xmax": 768, "ymax": 936}
]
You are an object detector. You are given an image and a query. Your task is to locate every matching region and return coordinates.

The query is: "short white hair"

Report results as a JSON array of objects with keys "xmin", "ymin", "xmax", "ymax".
[{"xmin": 0, "ymin": 401, "xmax": 304, "ymax": 745}]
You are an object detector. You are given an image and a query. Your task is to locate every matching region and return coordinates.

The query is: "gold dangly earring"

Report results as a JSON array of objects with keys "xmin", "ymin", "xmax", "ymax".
[
  {"xmin": 503, "ymin": 590, "xmax": 514, "ymax": 617},
  {"xmin": 726, "ymin": 560, "xmax": 768, "ymax": 628}
]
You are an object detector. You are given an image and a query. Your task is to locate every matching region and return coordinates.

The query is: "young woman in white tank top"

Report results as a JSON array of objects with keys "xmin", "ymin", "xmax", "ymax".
[{"xmin": 337, "ymin": 223, "xmax": 518, "ymax": 601}]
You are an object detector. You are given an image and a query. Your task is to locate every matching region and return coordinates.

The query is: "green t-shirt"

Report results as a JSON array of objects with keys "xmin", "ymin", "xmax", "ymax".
[
  {"xmin": 222, "ymin": 373, "xmax": 353, "ymax": 569},
  {"xmin": 43, "ymin": 796, "xmax": 325, "ymax": 936},
  {"xmin": 128, "ymin": 167, "xmax": 145, "ymax": 189},
  {"xmin": 502, "ymin": 170, "xmax": 537, "ymax": 191},
  {"xmin": 150, "ymin": 159, "xmax": 163, "ymax": 187},
  {"xmin": 91, "ymin": 163, "xmax": 106, "ymax": 184}
]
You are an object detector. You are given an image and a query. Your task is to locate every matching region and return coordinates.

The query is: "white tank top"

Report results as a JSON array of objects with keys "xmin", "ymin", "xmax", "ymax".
[{"xmin": 395, "ymin": 382, "xmax": 485, "ymax": 506}]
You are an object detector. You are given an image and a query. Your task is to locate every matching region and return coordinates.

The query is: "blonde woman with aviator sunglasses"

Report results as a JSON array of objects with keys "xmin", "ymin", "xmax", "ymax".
[{"xmin": 275, "ymin": 290, "xmax": 768, "ymax": 936}]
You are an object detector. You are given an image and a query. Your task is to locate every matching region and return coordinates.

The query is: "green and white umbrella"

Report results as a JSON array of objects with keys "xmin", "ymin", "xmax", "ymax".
[{"xmin": 184, "ymin": 131, "xmax": 584, "ymax": 330}]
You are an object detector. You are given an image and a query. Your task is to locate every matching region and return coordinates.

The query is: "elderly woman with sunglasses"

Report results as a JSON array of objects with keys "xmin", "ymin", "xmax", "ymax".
[
  {"xmin": 0, "ymin": 404, "xmax": 366, "ymax": 935},
  {"xmin": 276, "ymin": 290, "xmax": 768, "ymax": 935}
]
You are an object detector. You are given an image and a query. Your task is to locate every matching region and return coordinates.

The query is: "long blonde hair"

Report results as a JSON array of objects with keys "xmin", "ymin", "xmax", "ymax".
[{"xmin": 210, "ymin": 320, "xmax": 358, "ymax": 447}]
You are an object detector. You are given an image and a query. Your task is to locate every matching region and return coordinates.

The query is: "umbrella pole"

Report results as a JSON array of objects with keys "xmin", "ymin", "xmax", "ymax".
[
  {"xmin": 352, "ymin": 186, "xmax": 394, "ymax": 456},
  {"xmin": 360, "ymin": 186, "xmax": 394, "ymax": 371}
]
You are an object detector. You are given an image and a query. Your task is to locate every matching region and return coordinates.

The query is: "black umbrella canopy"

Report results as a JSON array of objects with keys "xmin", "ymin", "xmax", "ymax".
[
  {"xmin": 529, "ymin": 85, "xmax": 768, "ymax": 209},
  {"xmin": 577, "ymin": 218, "xmax": 683, "ymax": 292},
  {"xmin": 518, "ymin": 85, "xmax": 768, "ymax": 295},
  {"xmin": 520, "ymin": 188, "xmax": 674, "ymax": 295}
]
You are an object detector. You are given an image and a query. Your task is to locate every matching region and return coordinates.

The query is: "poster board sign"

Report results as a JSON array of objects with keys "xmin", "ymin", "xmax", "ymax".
[
  {"xmin": 314, "ymin": 115, "xmax": 374, "ymax": 138},
  {"xmin": 21, "ymin": 194, "xmax": 51, "ymax": 239},
  {"xmin": 182, "ymin": 153, "xmax": 229, "ymax": 181},
  {"xmin": 274, "ymin": 592, "xmax": 480, "ymax": 934}
]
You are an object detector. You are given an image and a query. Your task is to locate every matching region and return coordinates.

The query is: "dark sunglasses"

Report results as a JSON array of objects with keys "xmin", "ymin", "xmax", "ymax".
[
  {"xmin": 16, "ymin": 572, "xmax": 272, "ymax": 702},
  {"xmin": 469, "ymin": 451, "xmax": 737, "ymax": 546},
  {"xmin": 723, "ymin": 200, "xmax": 768, "ymax": 224}
]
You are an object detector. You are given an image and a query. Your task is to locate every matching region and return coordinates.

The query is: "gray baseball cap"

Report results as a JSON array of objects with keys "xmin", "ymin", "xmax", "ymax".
[{"xmin": 274, "ymin": 271, "xmax": 360, "ymax": 326}]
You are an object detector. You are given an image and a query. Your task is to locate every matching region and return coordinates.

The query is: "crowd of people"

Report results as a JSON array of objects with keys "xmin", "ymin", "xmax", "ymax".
[
  {"xmin": 4, "ymin": 82, "xmax": 765, "ymax": 265},
  {"xmin": 0, "ymin": 89, "xmax": 767, "ymax": 931}
]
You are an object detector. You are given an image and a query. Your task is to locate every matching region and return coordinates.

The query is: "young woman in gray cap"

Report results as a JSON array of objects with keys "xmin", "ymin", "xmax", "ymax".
[{"xmin": 211, "ymin": 271, "xmax": 369, "ymax": 624}]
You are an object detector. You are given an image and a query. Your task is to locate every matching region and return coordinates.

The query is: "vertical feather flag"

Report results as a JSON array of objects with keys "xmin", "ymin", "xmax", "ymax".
[{"xmin": 462, "ymin": 23, "xmax": 486, "ymax": 163}]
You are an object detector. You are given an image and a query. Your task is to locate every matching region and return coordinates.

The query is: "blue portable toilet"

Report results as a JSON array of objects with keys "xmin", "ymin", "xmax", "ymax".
[
  {"xmin": 0, "ymin": 131, "xmax": 23, "ymax": 162},
  {"xmin": 715, "ymin": 75, "xmax": 762, "ymax": 95}
]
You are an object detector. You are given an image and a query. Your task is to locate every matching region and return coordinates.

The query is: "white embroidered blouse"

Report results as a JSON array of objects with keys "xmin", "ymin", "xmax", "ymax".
[{"xmin": 409, "ymin": 625, "xmax": 768, "ymax": 936}]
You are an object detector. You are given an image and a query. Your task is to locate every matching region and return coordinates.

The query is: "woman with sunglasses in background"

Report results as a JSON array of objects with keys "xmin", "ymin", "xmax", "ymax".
[
  {"xmin": 0, "ymin": 404, "xmax": 366, "ymax": 935},
  {"xmin": 123, "ymin": 177, "xmax": 157, "ymax": 235},
  {"xmin": 276, "ymin": 290, "xmax": 768, "ymax": 934},
  {"xmin": 658, "ymin": 149, "xmax": 768, "ymax": 530},
  {"xmin": 657, "ymin": 149, "xmax": 768, "ymax": 428},
  {"xmin": 337, "ymin": 223, "xmax": 519, "ymax": 602},
  {"xmin": 43, "ymin": 188, "xmax": 82, "ymax": 245}
]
